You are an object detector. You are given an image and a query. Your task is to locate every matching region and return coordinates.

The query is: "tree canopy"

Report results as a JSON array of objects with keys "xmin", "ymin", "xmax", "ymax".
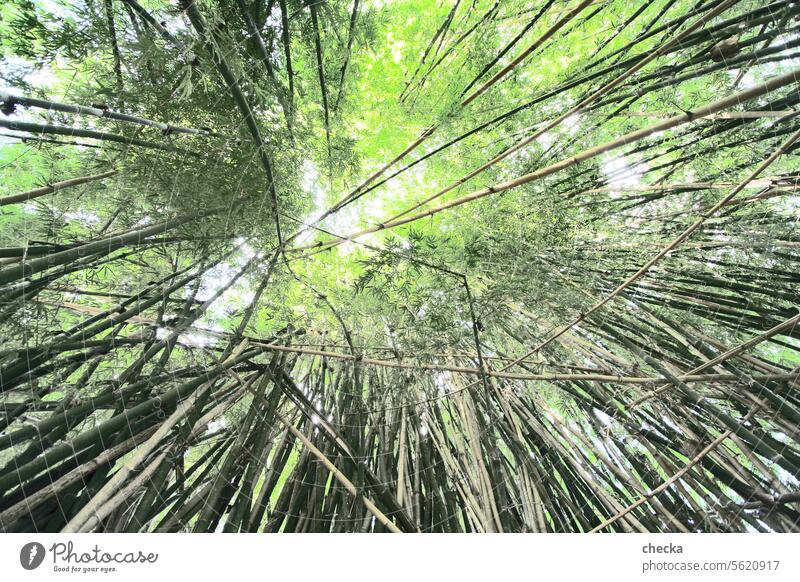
[{"xmin": 0, "ymin": 0, "xmax": 799, "ymax": 533}]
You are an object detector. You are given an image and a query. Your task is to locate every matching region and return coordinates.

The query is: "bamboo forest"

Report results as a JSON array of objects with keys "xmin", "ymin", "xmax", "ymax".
[{"xmin": 0, "ymin": 0, "xmax": 798, "ymax": 534}]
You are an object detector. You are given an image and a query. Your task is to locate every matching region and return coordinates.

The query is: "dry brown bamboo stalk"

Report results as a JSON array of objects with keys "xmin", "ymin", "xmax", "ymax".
[
  {"xmin": 381, "ymin": 0, "xmax": 739, "ymax": 223},
  {"xmin": 273, "ymin": 409, "xmax": 403, "ymax": 533},
  {"xmin": 248, "ymin": 340, "xmax": 800, "ymax": 385},
  {"xmin": 76, "ymin": 449, "xmax": 170, "ymax": 533},
  {"xmin": 589, "ymin": 426, "xmax": 740, "ymax": 532},
  {"xmin": 293, "ymin": 66, "xmax": 800, "ymax": 253},
  {"xmin": 396, "ymin": 407, "xmax": 408, "ymax": 506},
  {"xmin": 577, "ymin": 178, "xmax": 798, "ymax": 194},
  {"xmin": 607, "ymin": 110, "xmax": 796, "ymax": 120},
  {"xmin": 519, "ymin": 400, "xmax": 650, "ymax": 532},
  {"xmin": 630, "ymin": 311, "xmax": 800, "ymax": 408}
]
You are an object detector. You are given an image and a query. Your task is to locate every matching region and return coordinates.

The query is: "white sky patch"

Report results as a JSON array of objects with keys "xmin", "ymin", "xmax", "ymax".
[
  {"xmin": 156, "ymin": 326, "xmax": 218, "ymax": 348},
  {"xmin": 1, "ymin": 56, "xmax": 60, "ymax": 93},
  {"xmin": 729, "ymin": 68, "xmax": 756, "ymax": 89},
  {"xmin": 65, "ymin": 210, "xmax": 100, "ymax": 225},
  {"xmin": 624, "ymin": 299, "xmax": 640, "ymax": 312},
  {"xmin": 207, "ymin": 418, "xmax": 227, "ymax": 434},
  {"xmin": 179, "ymin": 331, "xmax": 218, "ymax": 348},
  {"xmin": 601, "ymin": 154, "xmax": 645, "ymax": 188},
  {"xmin": 508, "ymin": 147, "xmax": 533, "ymax": 165},
  {"xmin": 594, "ymin": 410, "xmax": 613, "ymax": 428},
  {"xmin": 294, "ymin": 160, "xmax": 327, "ymax": 246},
  {"xmin": 39, "ymin": 0, "xmax": 78, "ymax": 20},
  {"xmin": 234, "ymin": 237, "xmax": 262, "ymax": 260},
  {"xmin": 162, "ymin": 14, "xmax": 189, "ymax": 35},
  {"xmin": 335, "ymin": 240, "xmax": 356, "ymax": 256},
  {"xmin": 197, "ymin": 262, "xmax": 239, "ymax": 302},
  {"xmin": 434, "ymin": 372, "xmax": 452, "ymax": 396},
  {"xmin": 328, "ymin": 205, "xmax": 359, "ymax": 239},
  {"xmin": 24, "ymin": 67, "xmax": 58, "ymax": 90},
  {"xmin": 191, "ymin": 241, "xmax": 258, "ymax": 330},
  {"xmin": 537, "ymin": 131, "xmax": 553, "ymax": 150},
  {"xmin": 779, "ymin": 193, "xmax": 800, "ymax": 214},
  {"xmin": 562, "ymin": 113, "xmax": 582, "ymax": 136},
  {"xmin": 390, "ymin": 38, "xmax": 405, "ymax": 64}
]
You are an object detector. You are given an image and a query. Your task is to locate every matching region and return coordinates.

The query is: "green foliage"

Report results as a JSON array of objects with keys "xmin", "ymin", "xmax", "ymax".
[{"xmin": 1, "ymin": 0, "xmax": 799, "ymax": 533}]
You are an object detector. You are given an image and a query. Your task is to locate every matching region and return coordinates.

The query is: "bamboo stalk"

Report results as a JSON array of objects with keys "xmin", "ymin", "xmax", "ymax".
[
  {"xmin": 272, "ymin": 409, "xmax": 403, "ymax": 533},
  {"xmin": 316, "ymin": 0, "xmax": 597, "ymax": 221},
  {"xmin": 0, "ymin": 170, "xmax": 117, "ymax": 207},
  {"xmin": 294, "ymin": 66, "xmax": 800, "ymax": 252},
  {"xmin": 0, "ymin": 92, "xmax": 212, "ymax": 136}
]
